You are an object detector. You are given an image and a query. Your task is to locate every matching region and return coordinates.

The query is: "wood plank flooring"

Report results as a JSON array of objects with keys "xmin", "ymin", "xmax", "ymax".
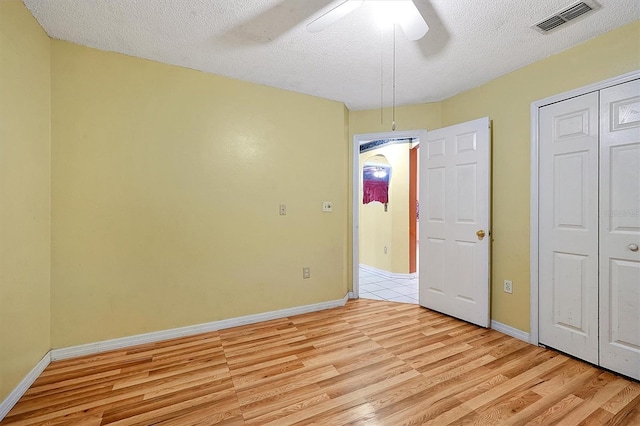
[{"xmin": 2, "ymin": 299, "xmax": 639, "ymax": 425}]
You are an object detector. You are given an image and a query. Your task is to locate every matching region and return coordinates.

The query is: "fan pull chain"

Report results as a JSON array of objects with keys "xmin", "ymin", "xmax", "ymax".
[{"xmin": 392, "ymin": 23, "xmax": 396, "ymax": 131}]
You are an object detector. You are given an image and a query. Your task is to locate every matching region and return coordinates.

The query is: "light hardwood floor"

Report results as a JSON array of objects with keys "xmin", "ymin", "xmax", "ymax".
[{"xmin": 2, "ymin": 299, "xmax": 639, "ymax": 425}]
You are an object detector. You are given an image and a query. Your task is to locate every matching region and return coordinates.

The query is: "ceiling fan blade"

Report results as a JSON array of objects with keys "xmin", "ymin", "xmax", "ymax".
[
  {"xmin": 307, "ymin": 0, "xmax": 365, "ymax": 33},
  {"xmin": 397, "ymin": 1, "xmax": 429, "ymax": 40}
]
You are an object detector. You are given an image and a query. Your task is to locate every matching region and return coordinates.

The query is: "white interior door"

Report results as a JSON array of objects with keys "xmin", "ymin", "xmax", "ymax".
[
  {"xmin": 538, "ymin": 92, "xmax": 600, "ymax": 364},
  {"xmin": 599, "ymin": 79, "xmax": 640, "ymax": 380},
  {"xmin": 419, "ymin": 117, "xmax": 490, "ymax": 327}
]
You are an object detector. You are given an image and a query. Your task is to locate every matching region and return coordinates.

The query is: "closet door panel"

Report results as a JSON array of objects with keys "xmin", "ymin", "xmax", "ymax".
[
  {"xmin": 539, "ymin": 92, "xmax": 599, "ymax": 364},
  {"xmin": 599, "ymin": 79, "xmax": 640, "ymax": 380}
]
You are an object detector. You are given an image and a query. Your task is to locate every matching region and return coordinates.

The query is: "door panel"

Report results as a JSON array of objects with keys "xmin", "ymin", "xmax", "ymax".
[
  {"xmin": 553, "ymin": 152, "xmax": 589, "ymax": 229},
  {"xmin": 599, "ymin": 79, "xmax": 640, "ymax": 380},
  {"xmin": 551, "ymin": 252, "xmax": 589, "ymax": 332},
  {"xmin": 539, "ymin": 92, "xmax": 599, "ymax": 364},
  {"xmin": 419, "ymin": 117, "xmax": 490, "ymax": 327},
  {"xmin": 424, "ymin": 237, "xmax": 445, "ymax": 294},
  {"xmin": 426, "ymin": 167, "xmax": 445, "ymax": 222}
]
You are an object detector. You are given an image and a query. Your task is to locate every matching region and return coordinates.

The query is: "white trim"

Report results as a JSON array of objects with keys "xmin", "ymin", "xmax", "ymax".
[
  {"xmin": 530, "ymin": 97, "xmax": 540, "ymax": 347},
  {"xmin": 0, "ymin": 352, "xmax": 51, "ymax": 422},
  {"xmin": 359, "ymin": 263, "xmax": 417, "ymax": 279},
  {"xmin": 1, "ymin": 295, "xmax": 351, "ymax": 419},
  {"xmin": 51, "ymin": 294, "xmax": 351, "ymax": 361},
  {"xmin": 491, "ymin": 320, "xmax": 530, "ymax": 343},
  {"xmin": 353, "ymin": 134, "xmax": 360, "ymax": 299},
  {"xmin": 352, "ymin": 129, "xmax": 428, "ymax": 300},
  {"xmin": 529, "ymin": 70, "xmax": 640, "ymax": 346}
]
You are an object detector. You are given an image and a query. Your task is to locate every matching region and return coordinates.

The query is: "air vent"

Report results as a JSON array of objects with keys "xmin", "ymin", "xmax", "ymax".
[
  {"xmin": 560, "ymin": 2, "xmax": 593, "ymax": 20},
  {"xmin": 537, "ymin": 16, "xmax": 566, "ymax": 32},
  {"xmin": 532, "ymin": 1, "xmax": 600, "ymax": 34}
]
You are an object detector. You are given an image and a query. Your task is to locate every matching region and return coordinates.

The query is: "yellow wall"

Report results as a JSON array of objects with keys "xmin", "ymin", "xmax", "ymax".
[
  {"xmin": 349, "ymin": 104, "xmax": 442, "ymax": 136},
  {"xmin": 359, "ymin": 145, "xmax": 411, "ymax": 273},
  {"xmin": 350, "ymin": 104, "xmax": 441, "ymax": 275},
  {"xmin": 0, "ymin": 0, "xmax": 51, "ymax": 401},
  {"xmin": 1, "ymin": 1, "xmax": 638, "ymax": 402},
  {"xmin": 50, "ymin": 41, "xmax": 349, "ymax": 347},
  {"xmin": 441, "ymin": 20, "xmax": 640, "ymax": 332},
  {"xmin": 350, "ymin": 21, "xmax": 640, "ymax": 332}
]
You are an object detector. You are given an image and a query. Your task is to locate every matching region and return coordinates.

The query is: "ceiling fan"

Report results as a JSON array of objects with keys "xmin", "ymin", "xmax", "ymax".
[{"xmin": 307, "ymin": 0, "xmax": 429, "ymax": 41}]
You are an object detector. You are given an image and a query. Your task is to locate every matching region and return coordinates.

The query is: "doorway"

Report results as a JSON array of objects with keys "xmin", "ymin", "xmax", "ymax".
[
  {"xmin": 353, "ymin": 119, "xmax": 491, "ymax": 329},
  {"xmin": 352, "ymin": 130, "xmax": 427, "ymax": 302}
]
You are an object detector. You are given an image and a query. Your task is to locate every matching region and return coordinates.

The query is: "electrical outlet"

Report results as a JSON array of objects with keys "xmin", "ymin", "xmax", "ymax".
[
  {"xmin": 384, "ymin": 246, "xmax": 387, "ymax": 254},
  {"xmin": 504, "ymin": 280, "xmax": 513, "ymax": 294},
  {"xmin": 322, "ymin": 201, "xmax": 332, "ymax": 212},
  {"xmin": 303, "ymin": 267, "xmax": 310, "ymax": 279}
]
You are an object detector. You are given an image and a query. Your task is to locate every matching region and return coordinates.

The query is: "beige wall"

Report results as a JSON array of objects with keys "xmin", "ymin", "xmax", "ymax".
[
  {"xmin": 349, "ymin": 103, "xmax": 442, "ymax": 136},
  {"xmin": 1, "ymin": 0, "xmax": 638, "ymax": 402},
  {"xmin": 50, "ymin": 41, "xmax": 349, "ymax": 347},
  {"xmin": 0, "ymin": 1, "xmax": 52, "ymax": 401},
  {"xmin": 441, "ymin": 20, "xmax": 640, "ymax": 332},
  {"xmin": 350, "ymin": 21, "xmax": 639, "ymax": 332},
  {"xmin": 359, "ymin": 144, "xmax": 411, "ymax": 273}
]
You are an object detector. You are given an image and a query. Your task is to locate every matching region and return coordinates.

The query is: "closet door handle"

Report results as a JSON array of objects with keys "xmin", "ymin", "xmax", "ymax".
[{"xmin": 629, "ymin": 244, "xmax": 639, "ymax": 252}]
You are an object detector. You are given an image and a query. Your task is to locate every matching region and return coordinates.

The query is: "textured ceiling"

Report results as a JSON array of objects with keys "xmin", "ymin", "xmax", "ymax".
[{"xmin": 23, "ymin": 0, "xmax": 640, "ymax": 110}]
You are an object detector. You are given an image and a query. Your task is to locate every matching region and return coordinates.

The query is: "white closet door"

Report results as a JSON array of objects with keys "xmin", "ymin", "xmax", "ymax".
[
  {"xmin": 599, "ymin": 79, "xmax": 640, "ymax": 380},
  {"xmin": 539, "ymin": 92, "xmax": 599, "ymax": 364}
]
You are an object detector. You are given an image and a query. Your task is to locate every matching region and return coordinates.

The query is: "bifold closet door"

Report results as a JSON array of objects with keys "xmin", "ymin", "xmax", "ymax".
[
  {"xmin": 598, "ymin": 79, "xmax": 640, "ymax": 381},
  {"xmin": 539, "ymin": 92, "xmax": 600, "ymax": 364}
]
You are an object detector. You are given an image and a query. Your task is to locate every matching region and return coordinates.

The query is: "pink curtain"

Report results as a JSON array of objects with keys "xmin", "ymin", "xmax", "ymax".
[{"xmin": 363, "ymin": 180, "xmax": 389, "ymax": 204}]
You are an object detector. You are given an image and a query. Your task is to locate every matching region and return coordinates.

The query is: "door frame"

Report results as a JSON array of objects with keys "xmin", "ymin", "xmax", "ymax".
[
  {"xmin": 409, "ymin": 145, "xmax": 419, "ymax": 274},
  {"xmin": 529, "ymin": 70, "xmax": 640, "ymax": 346},
  {"xmin": 352, "ymin": 129, "xmax": 428, "ymax": 298}
]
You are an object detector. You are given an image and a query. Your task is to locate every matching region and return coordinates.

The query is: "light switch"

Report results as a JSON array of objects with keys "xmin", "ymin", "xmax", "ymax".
[{"xmin": 279, "ymin": 204, "xmax": 286, "ymax": 215}]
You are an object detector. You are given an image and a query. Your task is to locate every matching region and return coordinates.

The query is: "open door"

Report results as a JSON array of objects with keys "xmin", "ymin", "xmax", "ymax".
[{"xmin": 419, "ymin": 117, "xmax": 491, "ymax": 327}]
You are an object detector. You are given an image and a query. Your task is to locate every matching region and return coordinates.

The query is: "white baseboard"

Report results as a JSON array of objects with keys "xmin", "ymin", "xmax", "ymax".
[
  {"xmin": 491, "ymin": 320, "xmax": 530, "ymax": 343},
  {"xmin": 359, "ymin": 264, "xmax": 417, "ymax": 280},
  {"xmin": 0, "ymin": 352, "xmax": 51, "ymax": 422},
  {"xmin": 2, "ymin": 294, "xmax": 351, "ymax": 418},
  {"xmin": 51, "ymin": 293, "xmax": 351, "ymax": 361}
]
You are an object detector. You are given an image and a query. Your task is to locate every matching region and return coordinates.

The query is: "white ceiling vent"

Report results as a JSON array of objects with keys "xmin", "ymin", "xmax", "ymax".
[{"xmin": 532, "ymin": 1, "xmax": 601, "ymax": 34}]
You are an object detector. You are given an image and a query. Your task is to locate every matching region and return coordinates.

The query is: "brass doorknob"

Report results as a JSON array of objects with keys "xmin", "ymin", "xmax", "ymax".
[{"xmin": 476, "ymin": 230, "xmax": 486, "ymax": 239}]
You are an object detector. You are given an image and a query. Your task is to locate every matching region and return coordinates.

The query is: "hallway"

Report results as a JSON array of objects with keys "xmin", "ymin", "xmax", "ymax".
[{"xmin": 358, "ymin": 266, "xmax": 418, "ymax": 304}]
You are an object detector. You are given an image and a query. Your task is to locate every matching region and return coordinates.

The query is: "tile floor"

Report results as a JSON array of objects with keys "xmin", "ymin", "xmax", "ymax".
[{"xmin": 358, "ymin": 266, "xmax": 419, "ymax": 304}]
